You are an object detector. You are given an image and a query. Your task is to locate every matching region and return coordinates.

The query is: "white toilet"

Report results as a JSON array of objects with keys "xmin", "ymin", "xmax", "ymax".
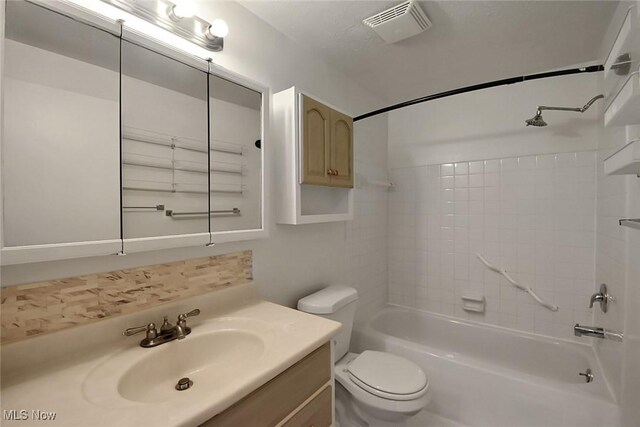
[{"xmin": 298, "ymin": 286, "xmax": 430, "ymax": 427}]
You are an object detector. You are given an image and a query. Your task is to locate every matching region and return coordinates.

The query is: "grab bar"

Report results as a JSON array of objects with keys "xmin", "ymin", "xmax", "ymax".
[
  {"xmin": 476, "ymin": 254, "xmax": 559, "ymax": 312},
  {"xmin": 166, "ymin": 208, "xmax": 240, "ymax": 218},
  {"xmin": 123, "ymin": 204, "xmax": 165, "ymax": 211}
]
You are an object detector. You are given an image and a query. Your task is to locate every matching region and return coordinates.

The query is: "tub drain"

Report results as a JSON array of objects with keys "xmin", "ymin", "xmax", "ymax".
[{"xmin": 175, "ymin": 377, "xmax": 193, "ymax": 391}]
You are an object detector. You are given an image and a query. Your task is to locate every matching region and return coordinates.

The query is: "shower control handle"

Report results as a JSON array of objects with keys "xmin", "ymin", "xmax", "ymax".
[{"xmin": 589, "ymin": 284, "xmax": 610, "ymax": 313}]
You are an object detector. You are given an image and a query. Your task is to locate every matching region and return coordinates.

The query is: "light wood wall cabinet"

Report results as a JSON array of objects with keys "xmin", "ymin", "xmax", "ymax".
[
  {"xmin": 301, "ymin": 95, "xmax": 354, "ymax": 188},
  {"xmin": 202, "ymin": 342, "xmax": 333, "ymax": 427},
  {"xmin": 274, "ymin": 87, "xmax": 354, "ymax": 225}
]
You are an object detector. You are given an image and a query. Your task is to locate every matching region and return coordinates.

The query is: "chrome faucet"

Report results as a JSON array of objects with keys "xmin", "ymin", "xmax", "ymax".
[
  {"xmin": 123, "ymin": 309, "xmax": 200, "ymax": 348},
  {"xmin": 574, "ymin": 324, "xmax": 623, "ymax": 342}
]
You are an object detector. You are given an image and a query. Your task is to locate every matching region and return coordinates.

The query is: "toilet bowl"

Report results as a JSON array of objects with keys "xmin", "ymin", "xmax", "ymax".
[
  {"xmin": 335, "ymin": 352, "xmax": 430, "ymax": 426},
  {"xmin": 298, "ymin": 286, "xmax": 430, "ymax": 426}
]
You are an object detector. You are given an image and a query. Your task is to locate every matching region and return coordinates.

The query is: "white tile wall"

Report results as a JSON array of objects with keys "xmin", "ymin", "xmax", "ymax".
[
  {"xmin": 347, "ymin": 161, "xmax": 388, "ymax": 324},
  {"xmin": 389, "ymin": 151, "xmax": 597, "ymax": 341},
  {"xmin": 594, "ymin": 135, "xmax": 628, "ymax": 399},
  {"xmin": 347, "ymin": 116, "xmax": 389, "ymax": 325},
  {"xmin": 593, "ymin": 123, "xmax": 639, "ymax": 404}
]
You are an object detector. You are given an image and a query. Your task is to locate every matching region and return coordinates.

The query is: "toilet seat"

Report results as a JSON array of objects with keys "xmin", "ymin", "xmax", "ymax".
[{"xmin": 347, "ymin": 351, "xmax": 428, "ymax": 401}]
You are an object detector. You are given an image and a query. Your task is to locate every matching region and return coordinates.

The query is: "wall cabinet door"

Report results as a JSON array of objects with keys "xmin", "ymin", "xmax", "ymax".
[
  {"xmin": 301, "ymin": 95, "xmax": 332, "ymax": 185},
  {"xmin": 120, "ymin": 39, "xmax": 210, "ymax": 253},
  {"xmin": 300, "ymin": 95, "xmax": 353, "ymax": 188},
  {"xmin": 329, "ymin": 109, "xmax": 354, "ymax": 188},
  {"xmin": 1, "ymin": 0, "xmax": 122, "ymax": 264}
]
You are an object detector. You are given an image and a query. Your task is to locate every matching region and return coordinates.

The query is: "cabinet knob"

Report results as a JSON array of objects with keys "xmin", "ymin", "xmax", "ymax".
[
  {"xmin": 327, "ymin": 169, "xmax": 334, "ymax": 176},
  {"xmin": 334, "ymin": 169, "xmax": 339, "ymax": 175}
]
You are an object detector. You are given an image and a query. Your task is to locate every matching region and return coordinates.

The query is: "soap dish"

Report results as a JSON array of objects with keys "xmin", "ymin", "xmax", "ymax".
[{"xmin": 461, "ymin": 295, "xmax": 486, "ymax": 313}]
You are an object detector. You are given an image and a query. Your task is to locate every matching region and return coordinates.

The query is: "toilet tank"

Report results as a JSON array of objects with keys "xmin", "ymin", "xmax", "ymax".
[{"xmin": 298, "ymin": 286, "xmax": 358, "ymax": 362}]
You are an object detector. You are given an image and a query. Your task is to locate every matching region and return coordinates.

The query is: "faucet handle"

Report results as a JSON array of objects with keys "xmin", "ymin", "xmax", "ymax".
[
  {"xmin": 588, "ymin": 284, "xmax": 610, "ymax": 313},
  {"xmin": 123, "ymin": 322, "xmax": 158, "ymax": 340},
  {"xmin": 178, "ymin": 309, "xmax": 201, "ymax": 322},
  {"xmin": 160, "ymin": 316, "xmax": 174, "ymax": 333},
  {"xmin": 589, "ymin": 294, "xmax": 604, "ymax": 308}
]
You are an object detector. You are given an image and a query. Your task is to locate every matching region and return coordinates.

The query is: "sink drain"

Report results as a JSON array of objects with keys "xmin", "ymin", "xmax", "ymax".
[{"xmin": 175, "ymin": 377, "xmax": 193, "ymax": 391}]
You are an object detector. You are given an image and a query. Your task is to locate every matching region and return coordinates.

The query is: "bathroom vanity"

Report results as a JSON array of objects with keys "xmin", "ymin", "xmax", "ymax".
[
  {"xmin": 204, "ymin": 343, "xmax": 332, "ymax": 427},
  {"xmin": 0, "ymin": 284, "xmax": 340, "ymax": 427}
]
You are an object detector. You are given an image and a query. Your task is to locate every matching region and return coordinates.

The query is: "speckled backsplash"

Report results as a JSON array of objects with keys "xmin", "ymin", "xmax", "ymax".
[{"xmin": 0, "ymin": 250, "xmax": 252, "ymax": 344}]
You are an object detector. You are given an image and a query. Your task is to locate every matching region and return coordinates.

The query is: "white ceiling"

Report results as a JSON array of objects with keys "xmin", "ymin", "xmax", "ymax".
[{"xmin": 240, "ymin": 0, "xmax": 619, "ymax": 107}]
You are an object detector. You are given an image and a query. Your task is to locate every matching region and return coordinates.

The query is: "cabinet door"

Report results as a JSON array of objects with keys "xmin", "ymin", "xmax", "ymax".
[
  {"xmin": 203, "ymin": 343, "xmax": 331, "ymax": 427},
  {"xmin": 301, "ymin": 95, "xmax": 331, "ymax": 185},
  {"xmin": 120, "ymin": 40, "xmax": 209, "ymax": 248},
  {"xmin": 329, "ymin": 109, "xmax": 354, "ymax": 188},
  {"xmin": 1, "ymin": 0, "xmax": 121, "ymax": 263},
  {"xmin": 209, "ymin": 74, "xmax": 263, "ymax": 234},
  {"xmin": 282, "ymin": 386, "xmax": 332, "ymax": 427}
]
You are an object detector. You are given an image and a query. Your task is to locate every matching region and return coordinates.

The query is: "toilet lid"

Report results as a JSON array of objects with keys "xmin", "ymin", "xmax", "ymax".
[{"xmin": 347, "ymin": 351, "xmax": 428, "ymax": 400}]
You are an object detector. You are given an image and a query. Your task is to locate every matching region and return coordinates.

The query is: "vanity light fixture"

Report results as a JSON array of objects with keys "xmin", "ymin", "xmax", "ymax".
[{"xmin": 98, "ymin": 0, "xmax": 227, "ymax": 52}]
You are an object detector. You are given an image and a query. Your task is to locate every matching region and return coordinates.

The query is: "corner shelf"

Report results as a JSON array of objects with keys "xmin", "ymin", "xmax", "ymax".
[
  {"xmin": 604, "ymin": 139, "xmax": 640, "ymax": 176},
  {"xmin": 619, "ymin": 219, "xmax": 640, "ymax": 230},
  {"xmin": 603, "ymin": 3, "xmax": 640, "ymax": 127},
  {"xmin": 604, "ymin": 70, "xmax": 640, "ymax": 127},
  {"xmin": 603, "ymin": 4, "xmax": 640, "ymax": 97}
]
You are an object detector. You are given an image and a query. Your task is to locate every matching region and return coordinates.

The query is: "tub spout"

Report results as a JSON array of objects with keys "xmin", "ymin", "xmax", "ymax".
[{"xmin": 574, "ymin": 324, "xmax": 623, "ymax": 342}]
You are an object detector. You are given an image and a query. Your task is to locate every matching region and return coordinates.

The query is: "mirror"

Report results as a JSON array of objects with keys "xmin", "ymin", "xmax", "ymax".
[
  {"xmin": 1, "ymin": 1, "xmax": 266, "ymax": 262},
  {"xmin": 2, "ymin": 1, "xmax": 120, "ymax": 248},
  {"xmin": 121, "ymin": 40, "xmax": 209, "ymax": 240},
  {"xmin": 209, "ymin": 75, "xmax": 263, "ymax": 233}
]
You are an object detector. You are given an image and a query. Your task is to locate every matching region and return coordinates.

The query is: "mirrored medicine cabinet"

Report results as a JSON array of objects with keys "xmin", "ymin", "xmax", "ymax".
[{"xmin": 1, "ymin": 0, "xmax": 267, "ymax": 265}]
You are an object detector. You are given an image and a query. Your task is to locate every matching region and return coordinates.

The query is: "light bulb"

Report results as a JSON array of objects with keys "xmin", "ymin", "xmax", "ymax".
[
  {"xmin": 168, "ymin": 2, "xmax": 194, "ymax": 21},
  {"xmin": 206, "ymin": 19, "xmax": 228, "ymax": 38}
]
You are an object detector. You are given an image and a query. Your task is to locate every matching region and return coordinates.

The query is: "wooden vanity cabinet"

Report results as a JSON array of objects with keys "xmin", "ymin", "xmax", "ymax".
[
  {"xmin": 301, "ymin": 95, "xmax": 353, "ymax": 188},
  {"xmin": 202, "ymin": 342, "xmax": 333, "ymax": 427}
]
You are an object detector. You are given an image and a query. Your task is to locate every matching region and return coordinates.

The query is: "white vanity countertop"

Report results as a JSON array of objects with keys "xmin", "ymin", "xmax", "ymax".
[{"xmin": 0, "ymin": 284, "xmax": 341, "ymax": 426}]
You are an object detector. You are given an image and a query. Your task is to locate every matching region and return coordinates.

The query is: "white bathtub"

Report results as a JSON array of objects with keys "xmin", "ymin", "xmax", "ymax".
[{"xmin": 351, "ymin": 306, "xmax": 620, "ymax": 427}]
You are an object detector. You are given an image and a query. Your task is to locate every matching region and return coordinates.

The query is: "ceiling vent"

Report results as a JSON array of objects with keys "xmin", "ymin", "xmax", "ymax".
[{"xmin": 363, "ymin": 1, "xmax": 431, "ymax": 44}]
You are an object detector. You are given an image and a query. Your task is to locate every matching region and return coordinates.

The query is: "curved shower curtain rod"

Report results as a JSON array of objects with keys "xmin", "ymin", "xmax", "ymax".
[{"xmin": 354, "ymin": 64, "xmax": 604, "ymax": 122}]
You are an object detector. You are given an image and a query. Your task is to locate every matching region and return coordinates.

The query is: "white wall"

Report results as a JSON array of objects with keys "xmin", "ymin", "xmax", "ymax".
[
  {"xmin": 387, "ymin": 73, "xmax": 601, "ymax": 340},
  {"xmin": 388, "ymin": 72, "xmax": 600, "ymax": 168},
  {"xmin": 0, "ymin": 1, "xmax": 388, "ymax": 322}
]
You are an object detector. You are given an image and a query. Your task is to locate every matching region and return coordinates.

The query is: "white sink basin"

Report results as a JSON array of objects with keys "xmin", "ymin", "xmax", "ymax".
[{"xmin": 83, "ymin": 317, "xmax": 274, "ymax": 407}]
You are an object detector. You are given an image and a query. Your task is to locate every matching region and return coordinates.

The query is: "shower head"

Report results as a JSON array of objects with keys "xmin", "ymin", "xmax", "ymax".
[
  {"xmin": 525, "ymin": 94, "xmax": 604, "ymax": 127},
  {"xmin": 525, "ymin": 110, "xmax": 547, "ymax": 127}
]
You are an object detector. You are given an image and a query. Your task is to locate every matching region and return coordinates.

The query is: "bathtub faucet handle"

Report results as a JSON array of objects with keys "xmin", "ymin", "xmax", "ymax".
[
  {"xmin": 589, "ymin": 294, "xmax": 604, "ymax": 308},
  {"xmin": 578, "ymin": 369, "xmax": 594, "ymax": 383},
  {"xmin": 588, "ymin": 284, "xmax": 610, "ymax": 313}
]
